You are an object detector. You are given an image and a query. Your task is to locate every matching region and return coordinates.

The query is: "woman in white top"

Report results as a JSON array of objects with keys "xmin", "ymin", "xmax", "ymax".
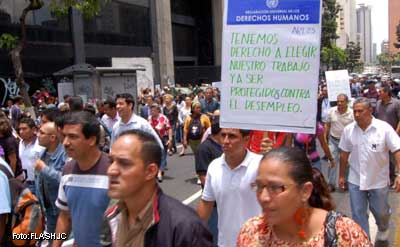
[{"xmin": 178, "ymin": 96, "xmax": 192, "ymax": 156}]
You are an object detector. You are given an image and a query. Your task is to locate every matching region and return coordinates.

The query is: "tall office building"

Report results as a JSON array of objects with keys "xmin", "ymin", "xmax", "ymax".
[
  {"xmin": 336, "ymin": 0, "xmax": 357, "ymax": 49},
  {"xmin": 372, "ymin": 43, "xmax": 377, "ymax": 64},
  {"xmin": 389, "ymin": 0, "xmax": 400, "ymax": 54},
  {"xmin": 357, "ymin": 4, "xmax": 372, "ymax": 65},
  {"xmin": 381, "ymin": 40, "xmax": 390, "ymax": 54}
]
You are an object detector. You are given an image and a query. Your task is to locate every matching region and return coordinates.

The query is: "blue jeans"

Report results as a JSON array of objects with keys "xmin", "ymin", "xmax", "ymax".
[
  {"xmin": 26, "ymin": 181, "xmax": 36, "ymax": 196},
  {"xmin": 348, "ymin": 183, "xmax": 391, "ymax": 238},
  {"xmin": 45, "ymin": 210, "xmax": 58, "ymax": 235},
  {"xmin": 208, "ymin": 207, "xmax": 218, "ymax": 246},
  {"xmin": 312, "ymin": 160, "xmax": 322, "ymax": 171},
  {"xmin": 176, "ymin": 124, "xmax": 183, "ymax": 143},
  {"xmin": 328, "ymin": 137, "xmax": 340, "ymax": 187},
  {"xmin": 160, "ymin": 148, "xmax": 167, "ymax": 171},
  {"xmin": 38, "ymin": 209, "xmax": 58, "ymax": 246}
]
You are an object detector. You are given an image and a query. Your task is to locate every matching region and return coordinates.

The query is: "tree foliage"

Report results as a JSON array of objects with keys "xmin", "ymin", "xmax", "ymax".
[
  {"xmin": 345, "ymin": 41, "xmax": 362, "ymax": 73},
  {"xmin": 0, "ymin": 34, "xmax": 18, "ymax": 50},
  {"xmin": 321, "ymin": 45, "xmax": 347, "ymax": 70},
  {"xmin": 321, "ymin": 0, "xmax": 340, "ymax": 49},
  {"xmin": 50, "ymin": 0, "xmax": 108, "ymax": 19},
  {"xmin": 378, "ymin": 52, "xmax": 400, "ymax": 71},
  {"xmin": 0, "ymin": 0, "xmax": 106, "ymax": 117},
  {"xmin": 395, "ymin": 21, "xmax": 400, "ymax": 49}
]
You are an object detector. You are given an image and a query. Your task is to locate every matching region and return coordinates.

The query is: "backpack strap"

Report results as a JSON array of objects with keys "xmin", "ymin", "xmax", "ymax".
[
  {"xmin": 99, "ymin": 120, "xmax": 112, "ymax": 137},
  {"xmin": 0, "ymin": 163, "xmax": 13, "ymax": 179},
  {"xmin": 324, "ymin": 211, "xmax": 343, "ymax": 247}
]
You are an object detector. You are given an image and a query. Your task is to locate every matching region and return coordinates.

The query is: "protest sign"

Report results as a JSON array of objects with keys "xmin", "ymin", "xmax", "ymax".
[
  {"xmin": 325, "ymin": 70, "xmax": 351, "ymax": 102},
  {"xmin": 57, "ymin": 82, "xmax": 74, "ymax": 102},
  {"xmin": 220, "ymin": 0, "xmax": 322, "ymax": 134},
  {"xmin": 212, "ymin": 81, "xmax": 222, "ymax": 89}
]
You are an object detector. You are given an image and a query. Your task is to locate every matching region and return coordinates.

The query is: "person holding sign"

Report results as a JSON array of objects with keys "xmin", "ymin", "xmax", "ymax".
[{"xmin": 287, "ymin": 123, "xmax": 335, "ymax": 172}]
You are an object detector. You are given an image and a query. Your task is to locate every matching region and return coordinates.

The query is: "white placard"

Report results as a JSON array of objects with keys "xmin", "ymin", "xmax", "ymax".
[
  {"xmin": 325, "ymin": 70, "xmax": 351, "ymax": 102},
  {"xmin": 220, "ymin": 0, "xmax": 323, "ymax": 134},
  {"xmin": 212, "ymin": 81, "xmax": 222, "ymax": 89},
  {"xmin": 57, "ymin": 83, "xmax": 74, "ymax": 102},
  {"xmin": 101, "ymin": 76, "xmax": 137, "ymax": 100}
]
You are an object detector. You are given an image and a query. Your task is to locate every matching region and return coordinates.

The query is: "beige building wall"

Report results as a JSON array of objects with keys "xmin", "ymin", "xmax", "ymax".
[
  {"xmin": 389, "ymin": 0, "xmax": 400, "ymax": 54},
  {"xmin": 336, "ymin": 0, "xmax": 357, "ymax": 49}
]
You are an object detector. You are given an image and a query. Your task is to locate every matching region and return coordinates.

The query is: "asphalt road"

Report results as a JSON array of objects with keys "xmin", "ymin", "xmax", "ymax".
[{"xmin": 160, "ymin": 145, "xmax": 400, "ymax": 246}]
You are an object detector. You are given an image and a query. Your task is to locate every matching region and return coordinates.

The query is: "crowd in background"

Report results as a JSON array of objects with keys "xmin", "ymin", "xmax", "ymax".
[{"xmin": 0, "ymin": 74, "xmax": 399, "ymax": 246}]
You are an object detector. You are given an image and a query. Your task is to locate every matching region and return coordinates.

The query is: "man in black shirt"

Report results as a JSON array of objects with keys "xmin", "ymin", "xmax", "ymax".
[{"xmin": 195, "ymin": 117, "xmax": 222, "ymax": 187}]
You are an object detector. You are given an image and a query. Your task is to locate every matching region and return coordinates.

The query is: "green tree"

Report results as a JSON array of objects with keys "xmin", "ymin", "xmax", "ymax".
[
  {"xmin": 321, "ymin": 45, "xmax": 347, "ymax": 70},
  {"xmin": 377, "ymin": 52, "xmax": 400, "ymax": 72},
  {"xmin": 0, "ymin": 0, "xmax": 106, "ymax": 118},
  {"xmin": 345, "ymin": 41, "xmax": 362, "ymax": 73},
  {"xmin": 321, "ymin": 0, "xmax": 340, "ymax": 49},
  {"xmin": 394, "ymin": 21, "xmax": 400, "ymax": 49}
]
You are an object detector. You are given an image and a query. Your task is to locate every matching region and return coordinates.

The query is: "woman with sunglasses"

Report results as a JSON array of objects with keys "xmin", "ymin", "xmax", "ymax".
[{"xmin": 237, "ymin": 147, "xmax": 371, "ymax": 247}]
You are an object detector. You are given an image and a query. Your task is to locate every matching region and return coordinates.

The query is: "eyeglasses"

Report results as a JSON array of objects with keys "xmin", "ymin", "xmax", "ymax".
[{"xmin": 250, "ymin": 182, "xmax": 295, "ymax": 197}]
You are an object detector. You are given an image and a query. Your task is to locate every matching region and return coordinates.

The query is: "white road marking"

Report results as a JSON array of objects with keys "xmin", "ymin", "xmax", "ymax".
[
  {"xmin": 61, "ymin": 240, "xmax": 74, "ymax": 247},
  {"xmin": 182, "ymin": 189, "xmax": 203, "ymax": 205}
]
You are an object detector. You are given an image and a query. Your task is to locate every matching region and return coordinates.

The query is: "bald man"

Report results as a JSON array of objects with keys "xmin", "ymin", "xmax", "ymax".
[{"xmin": 35, "ymin": 122, "xmax": 67, "ymax": 242}]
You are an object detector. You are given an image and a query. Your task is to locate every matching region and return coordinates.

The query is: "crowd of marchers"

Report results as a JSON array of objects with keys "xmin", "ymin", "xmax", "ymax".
[{"xmin": 0, "ymin": 75, "xmax": 399, "ymax": 246}]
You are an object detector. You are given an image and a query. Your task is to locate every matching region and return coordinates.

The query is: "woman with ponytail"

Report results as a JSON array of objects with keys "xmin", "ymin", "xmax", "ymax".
[{"xmin": 237, "ymin": 147, "xmax": 371, "ymax": 247}]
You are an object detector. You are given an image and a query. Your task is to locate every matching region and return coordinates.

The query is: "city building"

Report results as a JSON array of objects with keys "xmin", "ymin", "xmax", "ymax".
[
  {"xmin": 0, "ymin": 0, "xmax": 224, "ymax": 99},
  {"xmin": 381, "ymin": 40, "xmax": 390, "ymax": 54},
  {"xmin": 336, "ymin": 0, "xmax": 357, "ymax": 49},
  {"xmin": 356, "ymin": 4, "xmax": 373, "ymax": 65},
  {"xmin": 389, "ymin": 0, "xmax": 400, "ymax": 54},
  {"xmin": 372, "ymin": 43, "xmax": 377, "ymax": 64}
]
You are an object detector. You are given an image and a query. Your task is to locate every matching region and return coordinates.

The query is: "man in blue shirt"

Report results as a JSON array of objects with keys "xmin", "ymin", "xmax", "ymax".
[
  {"xmin": 200, "ymin": 87, "xmax": 219, "ymax": 117},
  {"xmin": 35, "ymin": 122, "xmax": 67, "ymax": 241},
  {"xmin": 111, "ymin": 93, "xmax": 163, "ymax": 148},
  {"xmin": 53, "ymin": 112, "xmax": 110, "ymax": 247}
]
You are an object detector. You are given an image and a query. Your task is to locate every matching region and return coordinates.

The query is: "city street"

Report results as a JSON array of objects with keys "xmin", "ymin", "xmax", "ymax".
[{"xmin": 160, "ymin": 145, "xmax": 400, "ymax": 246}]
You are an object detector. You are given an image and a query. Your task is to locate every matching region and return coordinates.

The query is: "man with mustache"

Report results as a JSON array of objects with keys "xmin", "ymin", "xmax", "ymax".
[{"xmin": 53, "ymin": 112, "xmax": 110, "ymax": 247}]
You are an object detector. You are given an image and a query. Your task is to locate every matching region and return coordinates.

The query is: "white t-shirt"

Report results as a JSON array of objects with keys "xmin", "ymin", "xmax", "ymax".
[
  {"xmin": 0, "ymin": 158, "xmax": 12, "ymax": 214},
  {"xmin": 202, "ymin": 150, "xmax": 262, "ymax": 247},
  {"xmin": 326, "ymin": 106, "xmax": 354, "ymax": 139},
  {"xmin": 101, "ymin": 113, "xmax": 120, "ymax": 133},
  {"xmin": 18, "ymin": 138, "xmax": 45, "ymax": 181},
  {"xmin": 339, "ymin": 118, "xmax": 400, "ymax": 190}
]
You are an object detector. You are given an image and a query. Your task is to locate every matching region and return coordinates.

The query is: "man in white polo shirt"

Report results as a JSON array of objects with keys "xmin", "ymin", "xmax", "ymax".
[
  {"xmin": 18, "ymin": 117, "xmax": 45, "ymax": 195},
  {"xmin": 197, "ymin": 128, "xmax": 262, "ymax": 247},
  {"xmin": 339, "ymin": 97, "xmax": 400, "ymax": 243},
  {"xmin": 324, "ymin": 93, "xmax": 354, "ymax": 191}
]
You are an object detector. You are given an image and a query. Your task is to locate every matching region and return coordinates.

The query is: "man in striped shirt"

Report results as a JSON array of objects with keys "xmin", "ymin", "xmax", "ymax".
[{"xmin": 53, "ymin": 112, "xmax": 110, "ymax": 247}]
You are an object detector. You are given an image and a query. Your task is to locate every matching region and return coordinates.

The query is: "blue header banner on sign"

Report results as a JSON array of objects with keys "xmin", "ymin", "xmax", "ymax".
[{"xmin": 227, "ymin": 0, "xmax": 321, "ymax": 25}]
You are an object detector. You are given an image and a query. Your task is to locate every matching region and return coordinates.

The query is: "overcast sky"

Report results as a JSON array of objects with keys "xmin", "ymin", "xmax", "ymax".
[{"xmin": 356, "ymin": 0, "xmax": 388, "ymax": 53}]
